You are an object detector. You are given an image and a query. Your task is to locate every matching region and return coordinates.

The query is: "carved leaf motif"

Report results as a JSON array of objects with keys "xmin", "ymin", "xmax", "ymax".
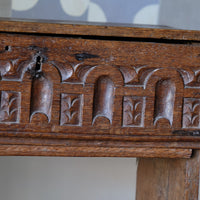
[
  {"xmin": 0, "ymin": 91, "xmax": 21, "ymax": 123},
  {"xmin": 60, "ymin": 94, "xmax": 82, "ymax": 126},
  {"xmin": 183, "ymin": 98, "xmax": 200, "ymax": 128},
  {"xmin": 62, "ymin": 96, "xmax": 79, "ymax": 121},
  {"xmin": 123, "ymin": 96, "xmax": 145, "ymax": 127}
]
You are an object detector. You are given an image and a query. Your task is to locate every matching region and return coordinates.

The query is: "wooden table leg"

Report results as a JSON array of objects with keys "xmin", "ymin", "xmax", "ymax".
[{"xmin": 136, "ymin": 150, "xmax": 200, "ymax": 200}]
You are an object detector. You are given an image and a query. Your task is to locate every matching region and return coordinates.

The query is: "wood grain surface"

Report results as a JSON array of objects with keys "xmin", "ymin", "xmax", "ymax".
[
  {"xmin": 0, "ymin": 18, "xmax": 200, "ymax": 41},
  {"xmin": 136, "ymin": 150, "xmax": 200, "ymax": 200},
  {"xmin": 0, "ymin": 145, "xmax": 192, "ymax": 158},
  {"xmin": 0, "ymin": 21, "xmax": 200, "ymax": 157}
]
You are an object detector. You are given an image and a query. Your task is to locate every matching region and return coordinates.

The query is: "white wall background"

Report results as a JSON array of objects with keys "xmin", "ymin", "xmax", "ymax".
[
  {"xmin": 0, "ymin": 157, "xmax": 137, "ymax": 200},
  {"xmin": 0, "ymin": 1, "xmax": 200, "ymax": 200}
]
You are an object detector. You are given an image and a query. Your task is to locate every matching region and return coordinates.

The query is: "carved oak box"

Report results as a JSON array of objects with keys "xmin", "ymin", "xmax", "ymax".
[{"xmin": 0, "ymin": 19, "xmax": 200, "ymax": 158}]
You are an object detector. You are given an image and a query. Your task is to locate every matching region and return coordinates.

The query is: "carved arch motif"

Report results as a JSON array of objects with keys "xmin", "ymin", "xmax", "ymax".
[
  {"xmin": 1, "ymin": 48, "xmax": 200, "ymax": 131},
  {"xmin": 92, "ymin": 75, "xmax": 115, "ymax": 125},
  {"xmin": 154, "ymin": 79, "xmax": 176, "ymax": 127}
]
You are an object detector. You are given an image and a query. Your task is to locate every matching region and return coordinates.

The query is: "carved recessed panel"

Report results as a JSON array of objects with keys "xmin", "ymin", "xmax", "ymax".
[
  {"xmin": 0, "ymin": 91, "xmax": 21, "ymax": 123},
  {"xmin": 123, "ymin": 96, "xmax": 145, "ymax": 127},
  {"xmin": 182, "ymin": 98, "xmax": 200, "ymax": 128},
  {"xmin": 60, "ymin": 94, "xmax": 83, "ymax": 126}
]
